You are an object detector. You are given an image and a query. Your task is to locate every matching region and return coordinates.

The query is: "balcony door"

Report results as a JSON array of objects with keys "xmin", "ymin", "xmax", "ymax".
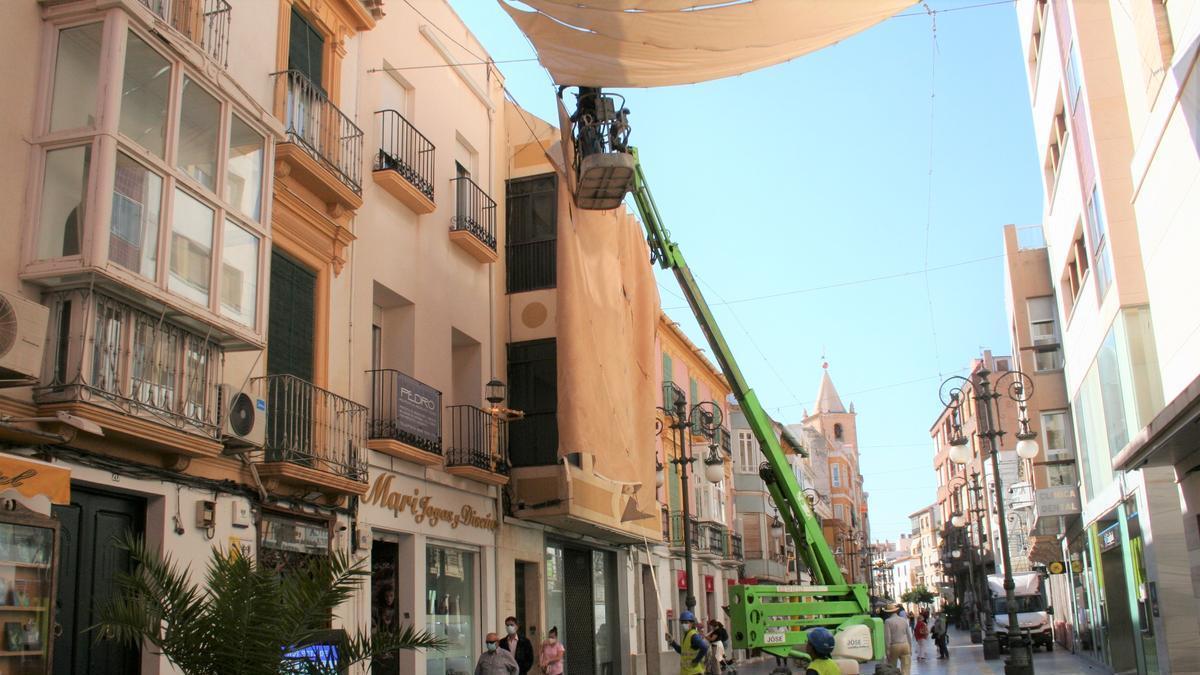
[
  {"xmin": 267, "ymin": 249, "xmax": 316, "ymax": 461},
  {"xmin": 288, "ymin": 8, "xmax": 324, "ymax": 90}
]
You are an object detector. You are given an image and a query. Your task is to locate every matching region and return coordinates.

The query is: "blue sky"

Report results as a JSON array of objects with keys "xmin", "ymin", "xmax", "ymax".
[{"xmin": 445, "ymin": 0, "xmax": 1044, "ymax": 543}]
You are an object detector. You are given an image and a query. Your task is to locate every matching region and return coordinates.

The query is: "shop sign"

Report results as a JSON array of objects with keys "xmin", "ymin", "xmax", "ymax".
[
  {"xmin": 0, "ymin": 454, "xmax": 70, "ymax": 505},
  {"xmin": 366, "ymin": 472, "xmax": 497, "ymax": 531},
  {"xmin": 385, "ymin": 371, "xmax": 442, "ymax": 448},
  {"xmin": 1098, "ymin": 523, "xmax": 1121, "ymax": 552},
  {"xmin": 676, "ymin": 570, "xmax": 688, "ymax": 589},
  {"xmin": 704, "ymin": 575, "xmax": 714, "ymax": 593},
  {"xmin": 262, "ymin": 515, "xmax": 329, "ymax": 556},
  {"xmin": 1035, "ymin": 486, "xmax": 1081, "ymax": 517}
]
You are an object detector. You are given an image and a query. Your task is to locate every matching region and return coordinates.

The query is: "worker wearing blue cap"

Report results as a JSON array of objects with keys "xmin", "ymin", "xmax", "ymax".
[{"xmin": 803, "ymin": 627, "xmax": 841, "ymax": 675}]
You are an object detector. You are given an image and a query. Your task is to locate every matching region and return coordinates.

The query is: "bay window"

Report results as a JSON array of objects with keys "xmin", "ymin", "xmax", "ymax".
[
  {"xmin": 50, "ymin": 23, "xmax": 102, "ymax": 132},
  {"xmin": 28, "ymin": 17, "xmax": 269, "ymax": 340}
]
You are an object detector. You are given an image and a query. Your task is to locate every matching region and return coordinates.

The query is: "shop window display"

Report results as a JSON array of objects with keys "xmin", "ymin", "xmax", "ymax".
[{"xmin": 427, "ymin": 544, "xmax": 475, "ymax": 675}]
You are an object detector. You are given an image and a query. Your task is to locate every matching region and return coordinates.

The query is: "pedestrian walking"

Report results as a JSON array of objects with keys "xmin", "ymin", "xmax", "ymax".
[
  {"xmin": 498, "ymin": 616, "xmax": 534, "ymax": 675},
  {"xmin": 913, "ymin": 614, "xmax": 930, "ymax": 661},
  {"xmin": 882, "ymin": 604, "xmax": 912, "ymax": 675},
  {"xmin": 666, "ymin": 610, "xmax": 709, "ymax": 675},
  {"xmin": 475, "ymin": 632, "xmax": 519, "ymax": 675},
  {"xmin": 538, "ymin": 627, "xmax": 565, "ymax": 675},
  {"xmin": 933, "ymin": 613, "xmax": 949, "ymax": 659}
]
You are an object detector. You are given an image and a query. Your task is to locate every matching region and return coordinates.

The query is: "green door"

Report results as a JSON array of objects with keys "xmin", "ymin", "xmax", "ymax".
[{"xmin": 267, "ymin": 249, "xmax": 316, "ymax": 462}]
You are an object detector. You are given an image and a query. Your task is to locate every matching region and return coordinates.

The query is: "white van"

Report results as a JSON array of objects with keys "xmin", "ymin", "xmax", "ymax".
[{"xmin": 987, "ymin": 572, "xmax": 1054, "ymax": 652}]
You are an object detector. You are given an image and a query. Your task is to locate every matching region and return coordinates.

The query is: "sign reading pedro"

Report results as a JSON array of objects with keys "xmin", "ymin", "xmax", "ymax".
[
  {"xmin": 366, "ymin": 472, "xmax": 497, "ymax": 531},
  {"xmin": 0, "ymin": 455, "xmax": 70, "ymax": 505}
]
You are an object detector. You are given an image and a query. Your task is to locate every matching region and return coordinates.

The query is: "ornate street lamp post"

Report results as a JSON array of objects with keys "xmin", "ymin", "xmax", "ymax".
[
  {"xmin": 940, "ymin": 368, "xmax": 1038, "ymax": 675},
  {"xmin": 656, "ymin": 389, "xmax": 725, "ymax": 613}
]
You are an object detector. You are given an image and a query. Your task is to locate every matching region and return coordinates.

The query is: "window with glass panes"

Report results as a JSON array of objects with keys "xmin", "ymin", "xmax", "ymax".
[
  {"xmin": 31, "ymin": 19, "xmax": 267, "ymax": 331},
  {"xmin": 1027, "ymin": 296, "xmax": 1064, "ymax": 371},
  {"xmin": 736, "ymin": 430, "xmax": 756, "ymax": 473}
]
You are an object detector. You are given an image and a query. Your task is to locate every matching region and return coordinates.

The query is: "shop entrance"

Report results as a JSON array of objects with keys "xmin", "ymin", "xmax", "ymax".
[
  {"xmin": 545, "ymin": 543, "xmax": 619, "ymax": 674},
  {"xmin": 1100, "ymin": 542, "xmax": 1137, "ymax": 674},
  {"xmin": 52, "ymin": 486, "xmax": 145, "ymax": 675}
]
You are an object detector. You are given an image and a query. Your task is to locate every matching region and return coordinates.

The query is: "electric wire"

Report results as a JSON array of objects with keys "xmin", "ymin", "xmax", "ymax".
[{"xmin": 920, "ymin": 2, "xmax": 945, "ymax": 381}]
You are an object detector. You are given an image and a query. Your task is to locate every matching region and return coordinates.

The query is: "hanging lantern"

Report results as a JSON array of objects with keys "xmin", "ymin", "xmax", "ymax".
[
  {"xmin": 703, "ymin": 451, "xmax": 725, "ymax": 484},
  {"xmin": 1015, "ymin": 435, "xmax": 1039, "ymax": 460}
]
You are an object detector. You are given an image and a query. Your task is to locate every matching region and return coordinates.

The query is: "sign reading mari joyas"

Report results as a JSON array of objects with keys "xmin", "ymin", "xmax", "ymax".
[{"xmin": 367, "ymin": 473, "xmax": 498, "ymax": 531}]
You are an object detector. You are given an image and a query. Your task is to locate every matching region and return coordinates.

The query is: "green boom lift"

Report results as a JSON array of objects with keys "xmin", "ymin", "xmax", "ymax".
[{"xmin": 564, "ymin": 88, "xmax": 885, "ymax": 665}]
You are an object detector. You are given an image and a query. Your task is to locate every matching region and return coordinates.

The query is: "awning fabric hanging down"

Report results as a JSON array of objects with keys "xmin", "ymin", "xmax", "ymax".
[{"xmin": 500, "ymin": 0, "xmax": 916, "ymax": 88}]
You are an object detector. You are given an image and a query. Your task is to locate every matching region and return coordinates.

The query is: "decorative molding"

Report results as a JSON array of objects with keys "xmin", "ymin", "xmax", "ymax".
[{"xmin": 367, "ymin": 439, "xmax": 443, "ymax": 466}]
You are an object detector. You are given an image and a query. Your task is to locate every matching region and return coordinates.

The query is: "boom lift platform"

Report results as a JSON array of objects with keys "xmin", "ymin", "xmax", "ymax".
[{"xmin": 564, "ymin": 88, "xmax": 885, "ymax": 665}]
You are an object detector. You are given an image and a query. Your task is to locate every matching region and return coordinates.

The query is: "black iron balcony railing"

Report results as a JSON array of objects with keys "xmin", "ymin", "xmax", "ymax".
[
  {"xmin": 705, "ymin": 523, "xmax": 727, "ymax": 555},
  {"xmin": 36, "ymin": 289, "xmax": 222, "ymax": 439},
  {"xmin": 374, "ymin": 109, "xmax": 435, "ymax": 201},
  {"xmin": 667, "ymin": 512, "xmax": 700, "ymax": 549},
  {"xmin": 729, "ymin": 532, "xmax": 744, "ymax": 559},
  {"xmin": 139, "ymin": 0, "xmax": 231, "ymax": 66},
  {"xmin": 719, "ymin": 426, "xmax": 732, "ymax": 455},
  {"xmin": 691, "ymin": 408, "xmax": 714, "ymax": 438},
  {"xmin": 446, "ymin": 404, "xmax": 508, "ymax": 474},
  {"xmin": 255, "ymin": 374, "xmax": 368, "ymax": 482},
  {"xmin": 506, "ymin": 239, "xmax": 556, "ymax": 293},
  {"xmin": 451, "ymin": 176, "xmax": 497, "ymax": 250},
  {"xmin": 367, "ymin": 369, "xmax": 442, "ymax": 455},
  {"xmin": 662, "ymin": 381, "xmax": 686, "ymax": 412},
  {"xmin": 278, "ymin": 69, "xmax": 364, "ymax": 194}
]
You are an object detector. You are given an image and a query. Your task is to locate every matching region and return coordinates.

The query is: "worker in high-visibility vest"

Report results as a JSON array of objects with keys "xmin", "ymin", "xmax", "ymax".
[
  {"xmin": 803, "ymin": 627, "xmax": 842, "ymax": 675},
  {"xmin": 665, "ymin": 610, "xmax": 709, "ymax": 675}
]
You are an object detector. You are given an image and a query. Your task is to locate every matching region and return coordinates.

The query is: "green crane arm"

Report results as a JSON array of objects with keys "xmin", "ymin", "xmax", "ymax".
[{"xmin": 628, "ymin": 148, "xmax": 882, "ymax": 660}]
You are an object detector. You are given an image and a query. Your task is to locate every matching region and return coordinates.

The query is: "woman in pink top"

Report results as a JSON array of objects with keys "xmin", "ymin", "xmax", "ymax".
[{"xmin": 539, "ymin": 626, "xmax": 566, "ymax": 675}]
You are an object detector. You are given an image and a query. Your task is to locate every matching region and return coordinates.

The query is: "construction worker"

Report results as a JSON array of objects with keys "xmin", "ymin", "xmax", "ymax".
[
  {"xmin": 666, "ymin": 610, "xmax": 709, "ymax": 675},
  {"xmin": 802, "ymin": 627, "xmax": 841, "ymax": 675}
]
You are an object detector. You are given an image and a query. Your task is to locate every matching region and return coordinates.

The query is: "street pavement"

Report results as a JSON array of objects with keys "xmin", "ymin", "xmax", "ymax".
[{"xmin": 732, "ymin": 629, "xmax": 1112, "ymax": 675}]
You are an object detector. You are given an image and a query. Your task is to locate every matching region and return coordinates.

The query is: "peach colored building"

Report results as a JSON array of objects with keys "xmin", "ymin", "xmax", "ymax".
[
  {"xmin": 1015, "ymin": 1, "xmax": 1200, "ymax": 672},
  {"xmin": 0, "ymin": 1, "xmax": 519, "ymax": 673}
]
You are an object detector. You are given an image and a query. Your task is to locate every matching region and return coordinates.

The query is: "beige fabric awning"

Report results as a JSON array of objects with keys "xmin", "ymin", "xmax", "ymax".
[{"xmin": 500, "ymin": 0, "xmax": 916, "ymax": 87}]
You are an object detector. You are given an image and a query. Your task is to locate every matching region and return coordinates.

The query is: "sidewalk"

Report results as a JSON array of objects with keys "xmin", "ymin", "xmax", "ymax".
[{"xmin": 733, "ymin": 629, "xmax": 1112, "ymax": 675}]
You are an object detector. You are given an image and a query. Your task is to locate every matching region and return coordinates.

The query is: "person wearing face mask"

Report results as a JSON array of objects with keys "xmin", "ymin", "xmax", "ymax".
[
  {"xmin": 539, "ymin": 626, "xmax": 565, "ymax": 675},
  {"xmin": 665, "ymin": 610, "xmax": 709, "ymax": 675},
  {"xmin": 474, "ymin": 632, "xmax": 518, "ymax": 675},
  {"xmin": 497, "ymin": 616, "xmax": 534, "ymax": 675}
]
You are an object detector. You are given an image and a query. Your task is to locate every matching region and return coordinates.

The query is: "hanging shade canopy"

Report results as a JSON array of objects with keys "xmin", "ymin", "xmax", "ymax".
[{"xmin": 499, "ymin": 0, "xmax": 917, "ymax": 88}]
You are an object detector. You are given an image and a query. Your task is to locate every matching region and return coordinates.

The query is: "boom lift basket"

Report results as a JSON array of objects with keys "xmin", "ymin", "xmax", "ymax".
[{"xmin": 567, "ymin": 87, "xmax": 636, "ymax": 210}]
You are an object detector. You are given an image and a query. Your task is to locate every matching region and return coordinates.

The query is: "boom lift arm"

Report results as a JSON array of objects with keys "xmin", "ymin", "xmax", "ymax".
[{"xmin": 627, "ymin": 148, "xmax": 883, "ymax": 662}]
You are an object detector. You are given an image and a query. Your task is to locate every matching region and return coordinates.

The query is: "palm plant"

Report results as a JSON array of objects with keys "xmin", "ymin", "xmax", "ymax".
[{"xmin": 96, "ymin": 535, "xmax": 445, "ymax": 675}]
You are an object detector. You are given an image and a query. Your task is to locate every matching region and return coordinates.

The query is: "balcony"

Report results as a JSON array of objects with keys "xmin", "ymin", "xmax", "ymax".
[
  {"xmin": 718, "ymin": 426, "xmax": 731, "ymax": 455},
  {"xmin": 728, "ymin": 532, "xmax": 744, "ymax": 560},
  {"xmin": 253, "ymin": 374, "xmax": 369, "ymax": 502},
  {"xmin": 445, "ymin": 405, "xmax": 509, "ymax": 486},
  {"xmin": 34, "ymin": 289, "xmax": 224, "ymax": 464},
  {"xmin": 366, "ymin": 369, "xmax": 442, "ymax": 466},
  {"xmin": 275, "ymin": 70, "xmax": 364, "ymax": 211},
  {"xmin": 449, "ymin": 177, "xmax": 498, "ymax": 263},
  {"xmin": 667, "ymin": 511, "xmax": 699, "ymax": 550},
  {"xmin": 663, "ymin": 381, "xmax": 686, "ymax": 412},
  {"xmin": 372, "ymin": 110, "xmax": 435, "ymax": 214},
  {"xmin": 138, "ymin": 0, "xmax": 231, "ymax": 66}
]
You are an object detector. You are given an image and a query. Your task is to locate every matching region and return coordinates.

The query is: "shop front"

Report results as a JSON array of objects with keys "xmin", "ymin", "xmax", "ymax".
[
  {"xmin": 360, "ymin": 467, "xmax": 499, "ymax": 675},
  {"xmin": 544, "ymin": 540, "xmax": 621, "ymax": 675}
]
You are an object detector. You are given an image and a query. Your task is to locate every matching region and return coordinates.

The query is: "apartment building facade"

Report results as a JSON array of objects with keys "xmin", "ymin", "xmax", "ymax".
[
  {"xmin": 731, "ymin": 405, "xmax": 804, "ymax": 585},
  {"xmin": 1015, "ymin": 1, "xmax": 1200, "ymax": 673}
]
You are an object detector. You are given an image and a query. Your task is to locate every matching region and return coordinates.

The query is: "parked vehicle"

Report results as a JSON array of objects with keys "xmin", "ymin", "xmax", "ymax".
[{"xmin": 987, "ymin": 573, "xmax": 1054, "ymax": 652}]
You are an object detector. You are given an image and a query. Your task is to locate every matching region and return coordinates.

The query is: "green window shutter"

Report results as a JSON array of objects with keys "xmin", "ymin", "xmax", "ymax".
[
  {"xmin": 289, "ymin": 9, "xmax": 324, "ymax": 88},
  {"xmin": 662, "ymin": 352, "xmax": 672, "ymax": 383},
  {"xmin": 268, "ymin": 249, "xmax": 315, "ymax": 382}
]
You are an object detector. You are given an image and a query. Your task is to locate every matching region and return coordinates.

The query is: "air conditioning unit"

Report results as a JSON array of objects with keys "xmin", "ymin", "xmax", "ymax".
[
  {"xmin": 0, "ymin": 290, "xmax": 49, "ymax": 388},
  {"xmin": 218, "ymin": 383, "xmax": 266, "ymax": 448}
]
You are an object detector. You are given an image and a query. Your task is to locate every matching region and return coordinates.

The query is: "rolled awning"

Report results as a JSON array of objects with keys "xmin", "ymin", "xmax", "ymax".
[{"xmin": 500, "ymin": 0, "xmax": 916, "ymax": 88}]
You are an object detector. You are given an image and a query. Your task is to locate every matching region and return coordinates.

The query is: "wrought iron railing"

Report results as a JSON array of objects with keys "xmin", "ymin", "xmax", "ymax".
[
  {"xmin": 719, "ymin": 426, "xmax": 732, "ymax": 455},
  {"xmin": 662, "ymin": 381, "xmax": 686, "ymax": 412},
  {"xmin": 451, "ymin": 176, "xmax": 497, "ymax": 251},
  {"xmin": 374, "ymin": 109, "xmax": 435, "ymax": 201},
  {"xmin": 506, "ymin": 239, "xmax": 556, "ymax": 293},
  {"xmin": 446, "ymin": 404, "xmax": 508, "ymax": 474},
  {"xmin": 138, "ymin": 0, "xmax": 231, "ymax": 66},
  {"xmin": 729, "ymin": 532, "xmax": 744, "ymax": 559},
  {"xmin": 367, "ymin": 369, "xmax": 442, "ymax": 455},
  {"xmin": 704, "ymin": 523, "xmax": 727, "ymax": 555},
  {"xmin": 254, "ymin": 374, "xmax": 368, "ymax": 482},
  {"xmin": 36, "ymin": 289, "xmax": 222, "ymax": 439},
  {"xmin": 277, "ymin": 70, "xmax": 363, "ymax": 194},
  {"xmin": 667, "ymin": 512, "xmax": 700, "ymax": 549}
]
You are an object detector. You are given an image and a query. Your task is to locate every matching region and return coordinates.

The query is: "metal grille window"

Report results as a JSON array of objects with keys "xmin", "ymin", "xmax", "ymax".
[
  {"xmin": 506, "ymin": 174, "xmax": 557, "ymax": 293},
  {"xmin": 40, "ymin": 289, "xmax": 222, "ymax": 438}
]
